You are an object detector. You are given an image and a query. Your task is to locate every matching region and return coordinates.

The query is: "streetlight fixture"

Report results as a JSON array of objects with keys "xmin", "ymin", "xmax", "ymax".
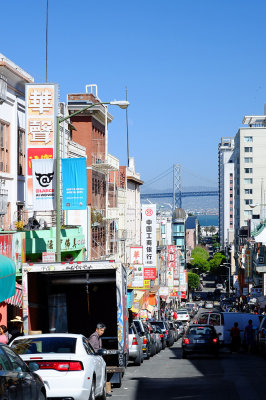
[{"xmin": 56, "ymin": 100, "xmax": 129, "ymax": 262}]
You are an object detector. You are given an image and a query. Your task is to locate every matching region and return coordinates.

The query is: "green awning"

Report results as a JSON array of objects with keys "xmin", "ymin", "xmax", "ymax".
[{"xmin": 0, "ymin": 255, "xmax": 16, "ymax": 303}]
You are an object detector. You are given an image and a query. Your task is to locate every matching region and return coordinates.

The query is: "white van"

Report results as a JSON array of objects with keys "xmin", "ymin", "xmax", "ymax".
[{"xmin": 197, "ymin": 312, "xmax": 261, "ymax": 345}]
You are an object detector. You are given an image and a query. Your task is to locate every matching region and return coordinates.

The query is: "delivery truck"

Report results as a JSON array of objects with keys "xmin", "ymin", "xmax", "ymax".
[{"xmin": 22, "ymin": 260, "xmax": 128, "ymax": 386}]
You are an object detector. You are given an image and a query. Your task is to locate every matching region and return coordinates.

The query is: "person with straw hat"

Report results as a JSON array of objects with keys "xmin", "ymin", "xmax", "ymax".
[{"xmin": 8, "ymin": 316, "xmax": 23, "ymax": 343}]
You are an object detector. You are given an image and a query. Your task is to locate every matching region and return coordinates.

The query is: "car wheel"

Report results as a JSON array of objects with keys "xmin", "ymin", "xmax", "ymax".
[
  {"xmin": 145, "ymin": 349, "xmax": 150, "ymax": 360},
  {"xmin": 134, "ymin": 351, "xmax": 142, "ymax": 366},
  {"xmin": 38, "ymin": 392, "xmax": 46, "ymax": 400},
  {"xmin": 89, "ymin": 380, "xmax": 96, "ymax": 400}
]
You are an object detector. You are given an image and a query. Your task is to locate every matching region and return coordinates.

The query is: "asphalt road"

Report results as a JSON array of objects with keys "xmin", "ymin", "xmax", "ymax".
[{"xmin": 111, "ymin": 339, "xmax": 266, "ymax": 400}]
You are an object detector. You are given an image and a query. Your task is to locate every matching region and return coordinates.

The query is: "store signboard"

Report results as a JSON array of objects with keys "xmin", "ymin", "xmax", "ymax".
[
  {"xmin": 159, "ymin": 287, "xmax": 169, "ymax": 296},
  {"xmin": 144, "ymin": 268, "xmax": 157, "ymax": 280},
  {"xmin": 132, "ymin": 264, "xmax": 144, "ymax": 287},
  {"xmin": 25, "ymin": 83, "xmax": 58, "ymax": 209},
  {"xmin": 142, "ymin": 204, "xmax": 156, "ymax": 267},
  {"xmin": 62, "ymin": 158, "xmax": 87, "ymax": 210},
  {"xmin": 133, "ymin": 280, "xmax": 151, "ymax": 290},
  {"xmin": 42, "ymin": 252, "xmax": 56, "ymax": 263},
  {"xmin": 130, "ymin": 246, "xmax": 143, "ymax": 264}
]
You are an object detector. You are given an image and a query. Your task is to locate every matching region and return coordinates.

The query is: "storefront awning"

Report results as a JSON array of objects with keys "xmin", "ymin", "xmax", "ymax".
[
  {"xmin": 5, "ymin": 283, "xmax": 22, "ymax": 307},
  {"xmin": 0, "ymin": 255, "xmax": 16, "ymax": 302}
]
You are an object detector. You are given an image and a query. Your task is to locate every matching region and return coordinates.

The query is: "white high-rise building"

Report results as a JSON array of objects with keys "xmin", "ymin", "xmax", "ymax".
[
  {"xmin": 234, "ymin": 115, "xmax": 266, "ymax": 238},
  {"xmin": 218, "ymin": 137, "xmax": 235, "ymax": 248}
]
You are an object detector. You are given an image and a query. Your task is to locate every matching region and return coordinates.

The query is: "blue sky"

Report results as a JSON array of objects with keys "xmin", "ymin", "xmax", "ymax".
[{"xmin": 2, "ymin": 0, "xmax": 266, "ymax": 191}]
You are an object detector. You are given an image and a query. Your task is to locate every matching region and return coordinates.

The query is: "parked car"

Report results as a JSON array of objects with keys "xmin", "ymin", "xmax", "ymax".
[
  {"xmin": 176, "ymin": 310, "xmax": 190, "ymax": 322},
  {"xmin": 168, "ymin": 321, "xmax": 178, "ymax": 342},
  {"xmin": 144, "ymin": 321, "xmax": 161, "ymax": 354},
  {"xmin": 128, "ymin": 324, "xmax": 144, "ymax": 366},
  {"xmin": 133, "ymin": 319, "xmax": 152, "ymax": 359},
  {"xmin": 153, "ymin": 325, "xmax": 167, "ymax": 349},
  {"xmin": 182, "ymin": 324, "xmax": 220, "ymax": 358},
  {"xmin": 150, "ymin": 321, "xmax": 175, "ymax": 347},
  {"xmin": 174, "ymin": 321, "xmax": 185, "ymax": 338},
  {"xmin": 0, "ymin": 343, "xmax": 46, "ymax": 399},
  {"xmin": 10, "ymin": 333, "xmax": 106, "ymax": 400},
  {"xmin": 186, "ymin": 302, "xmax": 198, "ymax": 315}
]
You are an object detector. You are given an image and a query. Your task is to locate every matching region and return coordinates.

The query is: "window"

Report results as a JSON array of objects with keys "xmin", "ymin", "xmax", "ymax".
[
  {"xmin": 244, "ymin": 136, "xmax": 253, "ymax": 142},
  {"xmin": 2, "ymin": 346, "xmax": 27, "ymax": 372},
  {"xmin": 244, "ymin": 147, "xmax": 253, "ymax": 153},
  {"xmin": 17, "ymin": 129, "xmax": 25, "ymax": 175},
  {"xmin": 0, "ymin": 346, "xmax": 12, "ymax": 371},
  {"xmin": 244, "ymin": 210, "xmax": 252, "ymax": 216},
  {"xmin": 244, "ymin": 157, "xmax": 253, "ymax": 163},
  {"xmin": 244, "ymin": 178, "xmax": 253, "ymax": 184},
  {"xmin": 244, "ymin": 168, "xmax": 253, "ymax": 173},
  {"xmin": 245, "ymin": 189, "xmax": 253, "ymax": 194},
  {"xmin": 0, "ymin": 121, "xmax": 10, "ymax": 172},
  {"xmin": 209, "ymin": 314, "xmax": 221, "ymax": 326},
  {"xmin": 245, "ymin": 199, "xmax": 253, "ymax": 205}
]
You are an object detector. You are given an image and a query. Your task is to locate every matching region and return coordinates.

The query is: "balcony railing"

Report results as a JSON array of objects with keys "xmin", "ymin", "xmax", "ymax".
[{"xmin": 92, "ymin": 153, "xmax": 119, "ymax": 171}]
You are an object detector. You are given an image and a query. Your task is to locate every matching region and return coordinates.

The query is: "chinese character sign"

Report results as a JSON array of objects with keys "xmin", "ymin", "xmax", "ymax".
[
  {"xmin": 32, "ymin": 159, "xmax": 56, "ymax": 211},
  {"xmin": 142, "ymin": 204, "xmax": 156, "ymax": 268},
  {"xmin": 25, "ymin": 83, "xmax": 58, "ymax": 209},
  {"xmin": 130, "ymin": 246, "xmax": 143, "ymax": 264},
  {"xmin": 62, "ymin": 158, "xmax": 87, "ymax": 210}
]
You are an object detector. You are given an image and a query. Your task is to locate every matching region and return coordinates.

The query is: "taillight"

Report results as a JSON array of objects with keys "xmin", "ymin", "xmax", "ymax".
[
  {"xmin": 132, "ymin": 337, "xmax": 138, "ymax": 345},
  {"xmin": 160, "ymin": 334, "xmax": 164, "ymax": 338},
  {"xmin": 186, "ymin": 315, "xmax": 189, "ymax": 318},
  {"xmin": 213, "ymin": 338, "xmax": 218, "ymax": 343},
  {"xmin": 165, "ymin": 330, "xmax": 168, "ymax": 335},
  {"xmin": 143, "ymin": 336, "xmax": 147, "ymax": 344},
  {"xmin": 183, "ymin": 338, "xmax": 189, "ymax": 344},
  {"xmin": 37, "ymin": 361, "xmax": 83, "ymax": 371}
]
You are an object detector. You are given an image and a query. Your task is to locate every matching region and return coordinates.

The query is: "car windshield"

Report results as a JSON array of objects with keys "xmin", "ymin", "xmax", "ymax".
[
  {"xmin": 11, "ymin": 337, "xmax": 77, "ymax": 354},
  {"xmin": 177, "ymin": 311, "xmax": 187, "ymax": 314},
  {"xmin": 188, "ymin": 327, "xmax": 213, "ymax": 336}
]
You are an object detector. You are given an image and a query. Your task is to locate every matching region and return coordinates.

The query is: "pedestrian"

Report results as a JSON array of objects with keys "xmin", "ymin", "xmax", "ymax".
[
  {"xmin": 173, "ymin": 310, "xmax": 178, "ymax": 320},
  {"xmin": 244, "ymin": 319, "xmax": 255, "ymax": 353},
  {"xmin": 0, "ymin": 325, "xmax": 8, "ymax": 344},
  {"xmin": 230, "ymin": 322, "xmax": 241, "ymax": 353},
  {"xmin": 88, "ymin": 323, "xmax": 106, "ymax": 352},
  {"xmin": 8, "ymin": 316, "xmax": 24, "ymax": 343}
]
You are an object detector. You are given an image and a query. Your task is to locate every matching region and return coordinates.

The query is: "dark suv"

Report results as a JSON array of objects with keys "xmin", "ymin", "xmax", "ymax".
[{"xmin": 150, "ymin": 321, "xmax": 174, "ymax": 347}]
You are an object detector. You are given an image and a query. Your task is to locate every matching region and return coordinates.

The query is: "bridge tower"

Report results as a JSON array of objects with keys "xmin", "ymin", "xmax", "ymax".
[{"xmin": 173, "ymin": 163, "xmax": 182, "ymax": 209}]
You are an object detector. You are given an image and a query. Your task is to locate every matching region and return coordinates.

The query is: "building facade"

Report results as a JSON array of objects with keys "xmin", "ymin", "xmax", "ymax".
[
  {"xmin": 218, "ymin": 137, "xmax": 235, "ymax": 249},
  {"xmin": 0, "ymin": 53, "xmax": 34, "ymax": 230}
]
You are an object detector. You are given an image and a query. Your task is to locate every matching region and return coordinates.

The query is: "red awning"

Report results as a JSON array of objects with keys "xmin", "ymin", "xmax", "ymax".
[{"xmin": 5, "ymin": 283, "xmax": 22, "ymax": 307}]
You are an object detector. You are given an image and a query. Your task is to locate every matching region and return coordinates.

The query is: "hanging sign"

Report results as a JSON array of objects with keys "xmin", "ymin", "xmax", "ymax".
[
  {"xmin": 32, "ymin": 159, "xmax": 56, "ymax": 211},
  {"xmin": 62, "ymin": 158, "xmax": 87, "ymax": 210}
]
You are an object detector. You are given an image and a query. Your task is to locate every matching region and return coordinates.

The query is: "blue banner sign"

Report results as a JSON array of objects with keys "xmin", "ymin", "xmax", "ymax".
[{"xmin": 62, "ymin": 158, "xmax": 87, "ymax": 210}]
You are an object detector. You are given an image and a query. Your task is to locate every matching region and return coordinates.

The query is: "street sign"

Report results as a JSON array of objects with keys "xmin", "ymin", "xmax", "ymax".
[{"xmin": 42, "ymin": 252, "xmax": 56, "ymax": 263}]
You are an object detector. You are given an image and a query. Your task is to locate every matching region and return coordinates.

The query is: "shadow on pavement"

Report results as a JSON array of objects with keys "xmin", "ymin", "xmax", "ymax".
[{"xmin": 132, "ymin": 376, "xmax": 238, "ymax": 400}]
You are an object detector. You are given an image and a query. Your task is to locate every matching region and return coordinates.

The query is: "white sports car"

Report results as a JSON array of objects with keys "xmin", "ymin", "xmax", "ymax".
[{"xmin": 10, "ymin": 333, "xmax": 106, "ymax": 400}]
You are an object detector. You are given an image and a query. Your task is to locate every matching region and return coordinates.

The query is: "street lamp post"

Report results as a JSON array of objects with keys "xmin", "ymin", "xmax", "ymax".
[
  {"xmin": 56, "ymin": 100, "xmax": 129, "ymax": 262},
  {"xmin": 222, "ymin": 263, "xmax": 231, "ymax": 295}
]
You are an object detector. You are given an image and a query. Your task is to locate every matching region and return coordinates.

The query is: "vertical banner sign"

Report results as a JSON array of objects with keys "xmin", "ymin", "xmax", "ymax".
[
  {"xmin": 130, "ymin": 246, "xmax": 143, "ymax": 264},
  {"xmin": 167, "ymin": 245, "xmax": 175, "ymax": 288},
  {"xmin": 132, "ymin": 265, "xmax": 144, "ymax": 288},
  {"xmin": 25, "ymin": 83, "xmax": 58, "ymax": 209},
  {"xmin": 245, "ymin": 249, "xmax": 251, "ymax": 278},
  {"xmin": 32, "ymin": 159, "xmax": 56, "ymax": 211},
  {"xmin": 264, "ymin": 273, "xmax": 266, "ymax": 296},
  {"xmin": 142, "ymin": 204, "xmax": 156, "ymax": 268},
  {"xmin": 61, "ymin": 158, "xmax": 87, "ymax": 210}
]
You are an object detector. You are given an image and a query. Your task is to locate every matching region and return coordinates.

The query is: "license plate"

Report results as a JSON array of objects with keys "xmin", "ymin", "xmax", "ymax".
[{"xmin": 197, "ymin": 340, "xmax": 205, "ymax": 343}]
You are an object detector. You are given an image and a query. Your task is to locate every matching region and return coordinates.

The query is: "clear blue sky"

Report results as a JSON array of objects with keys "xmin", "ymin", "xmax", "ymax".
[{"xmin": 2, "ymin": 0, "xmax": 266, "ymax": 191}]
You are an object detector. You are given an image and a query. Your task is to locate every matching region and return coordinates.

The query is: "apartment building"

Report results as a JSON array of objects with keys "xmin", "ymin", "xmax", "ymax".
[
  {"xmin": 0, "ymin": 54, "xmax": 34, "ymax": 229},
  {"xmin": 218, "ymin": 137, "xmax": 234, "ymax": 248},
  {"xmin": 234, "ymin": 116, "xmax": 266, "ymax": 241}
]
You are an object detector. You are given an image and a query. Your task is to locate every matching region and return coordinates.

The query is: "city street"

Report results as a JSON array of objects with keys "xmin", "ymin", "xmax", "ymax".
[{"xmin": 111, "ymin": 340, "xmax": 266, "ymax": 400}]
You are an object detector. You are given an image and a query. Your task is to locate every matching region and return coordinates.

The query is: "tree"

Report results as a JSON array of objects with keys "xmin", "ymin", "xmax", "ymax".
[
  {"xmin": 203, "ymin": 226, "xmax": 209, "ymax": 236},
  {"xmin": 209, "ymin": 226, "xmax": 216, "ymax": 236},
  {"xmin": 209, "ymin": 252, "xmax": 226, "ymax": 275},
  {"xmin": 191, "ymin": 246, "xmax": 209, "ymax": 260},
  {"xmin": 188, "ymin": 272, "xmax": 201, "ymax": 290}
]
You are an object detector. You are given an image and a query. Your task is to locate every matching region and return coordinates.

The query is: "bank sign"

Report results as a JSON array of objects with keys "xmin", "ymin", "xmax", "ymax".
[{"xmin": 142, "ymin": 204, "xmax": 156, "ymax": 268}]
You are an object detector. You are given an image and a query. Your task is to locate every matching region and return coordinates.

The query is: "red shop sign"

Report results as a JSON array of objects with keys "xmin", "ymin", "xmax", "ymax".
[{"xmin": 144, "ymin": 268, "xmax": 157, "ymax": 280}]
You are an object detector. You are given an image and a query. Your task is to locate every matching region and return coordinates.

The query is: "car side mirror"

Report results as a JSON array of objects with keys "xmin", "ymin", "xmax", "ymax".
[
  {"xmin": 96, "ymin": 348, "xmax": 107, "ymax": 356},
  {"xmin": 28, "ymin": 362, "xmax": 40, "ymax": 372}
]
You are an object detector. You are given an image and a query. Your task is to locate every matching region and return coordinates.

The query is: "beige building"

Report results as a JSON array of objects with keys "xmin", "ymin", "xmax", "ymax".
[{"xmin": 234, "ymin": 116, "xmax": 266, "ymax": 240}]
